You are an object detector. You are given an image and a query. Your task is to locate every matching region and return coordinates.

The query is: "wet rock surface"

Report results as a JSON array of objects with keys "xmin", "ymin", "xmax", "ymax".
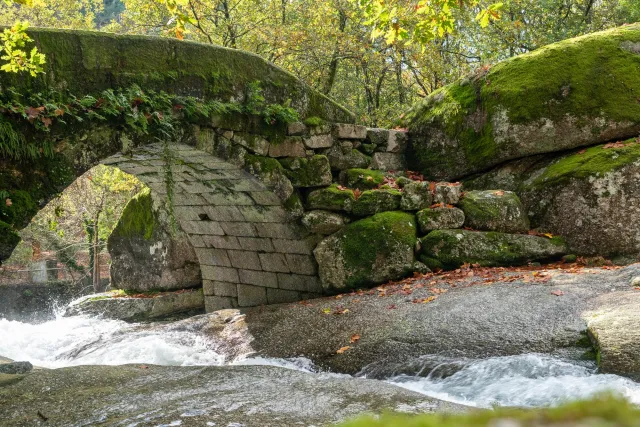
[
  {"xmin": 243, "ymin": 264, "xmax": 640, "ymax": 375},
  {"xmin": 0, "ymin": 364, "xmax": 462, "ymax": 427}
]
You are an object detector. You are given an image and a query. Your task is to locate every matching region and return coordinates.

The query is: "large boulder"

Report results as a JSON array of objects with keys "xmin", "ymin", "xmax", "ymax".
[
  {"xmin": 107, "ymin": 187, "xmax": 201, "ymax": 292},
  {"xmin": 465, "ymin": 140, "xmax": 640, "ymax": 257},
  {"xmin": 419, "ymin": 229, "xmax": 567, "ymax": 269},
  {"xmin": 459, "ymin": 190, "xmax": 530, "ymax": 233},
  {"xmin": 405, "ymin": 24, "xmax": 640, "ymax": 180},
  {"xmin": 314, "ymin": 211, "xmax": 418, "ymax": 291}
]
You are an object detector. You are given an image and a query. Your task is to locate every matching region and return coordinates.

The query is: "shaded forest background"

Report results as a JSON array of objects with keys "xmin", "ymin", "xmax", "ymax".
[{"xmin": 2, "ymin": 0, "xmax": 639, "ymax": 128}]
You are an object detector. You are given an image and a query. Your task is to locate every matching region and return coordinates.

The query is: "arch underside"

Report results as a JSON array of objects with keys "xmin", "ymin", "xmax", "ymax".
[{"xmin": 103, "ymin": 143, "xmax": 321, "ymax": 311}]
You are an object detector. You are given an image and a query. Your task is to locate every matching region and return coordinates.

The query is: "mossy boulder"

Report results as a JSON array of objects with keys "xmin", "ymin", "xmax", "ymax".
[
  {"xmin": 459, "ymin": 190, "xmax": 529, "ymax": 233},
  {"xmin": 420, "ymin": 229, "xmax": 567, "ymax": 270},
  {"xmin": 0, "ymin": 190, "xmax": 38, "ymax": 229},
  {"xmin": 464, "ymin": 140, "xmax": 640, "ymax": 256},
  {"xmin": 351, "ymin": 189, "xmax": 402, "ymax": 216},
  {"xmin": 314, "ymin": 211, "xmax": 418, "ymax": 290},
  {"xmin": 416, "ymin": 207, "xmax": 465, "ymax": 234},
  {"xmin": 107, "ymin": 187, "xmax": 201, "ymax": 292},
  {"xmin": 344, "ymin": 168, "xmax": 386, "ymax": 190},
  {"xmin": 405, "ymin": 24, "xmax": 640, "ymax": 180},
  {"xmin": 306, "ymin": 184, "xmax": 355, "ymax": 212},
  {"xmin": 280, "ymin": 155, "xmax": 332, "ymax": 188}
]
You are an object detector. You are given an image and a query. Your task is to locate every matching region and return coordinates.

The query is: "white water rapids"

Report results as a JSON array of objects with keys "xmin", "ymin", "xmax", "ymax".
[{"xmin": 2, "ymin": 313, "xmax": 640, "ymax": 408}]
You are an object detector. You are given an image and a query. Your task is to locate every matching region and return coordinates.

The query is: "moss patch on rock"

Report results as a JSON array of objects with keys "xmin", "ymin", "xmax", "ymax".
[
  {"xmin": 352, "ymin": 188, "xmax": 402, "ymax": 216},
  {"xmin": 314, "ymin": 211, "xmax": 417, "ymax": 290},
  {"xmin": 459, "ymin": 190, "xmax": 530, "ymax": 233},
  {"xmin": 406, "ymin": 24, "xmax": 640, "ymax": 180},
  {"xmin": 420, "ymin": 229, "xmax": 567, "ymax": 270},
  {"xmin": 0, "ymin": 220, "xmax": 20, "ymax": 261},
  {"xmin": 280, "ymin": 155, "xmax": 332, "ymax": 188},
  {"xmin": 111, "ymin": 187, "xmax": 156, "ymax": 240},
  {"xmin": 344, "ymin": 168, "xmax": 386, "ymax": 190},
  {"xmin": 306, "ymin": 184, "xmax": 356, "ymax": 212}
]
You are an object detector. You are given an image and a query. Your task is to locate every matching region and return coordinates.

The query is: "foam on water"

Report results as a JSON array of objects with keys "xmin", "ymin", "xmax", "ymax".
[
  {"xmin": 3, "ymin": 313, "xmax": 640, "ymax": 408},
  {"xmin": 0, "ymin": 314, "xmax": 225, "ymax": 368},
  {"xmin": 387, "ymin": 353, "xmax": 640, "ymax": 408}
]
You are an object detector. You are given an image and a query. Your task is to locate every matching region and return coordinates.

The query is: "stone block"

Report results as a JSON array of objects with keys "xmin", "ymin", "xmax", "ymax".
[
  {"xmin": 203, "ymin": 206, "xmax": 245, "ymax": 222},
  {"xmin": 434, "ymin": 183, "xmax": 463, "ymax": 205},
  {"xmin": 233, "ymin": 132, "xmax": 270, "ymax": 156},
  {"xmin": 249, "ymin": 191, "xmax": 282, "ymax": 206},
  {"xmin": 219, "ymin": 222, "xmax": 258, "ymax": 237},
  {"xmin": 237, "ymin": 284, "xmax": 268, "ymax": 307},
  {"xmin": 370, "ymin": 152, "xmax": 406, "ymax": 171},
  {"xmin": 195, "ymin": 248, "xmax": 232, "ymax": 267},
  {"xmin": 326, "ymin": 145, "xmax": 370, "ymax": 171},
  {"xmin": 287, "ymin": 122, "xmax": 307, "ymax": 136},
  {"xmin": 237, "ymin": 237, "xmax": 275, "ymax": 252},
  {"xmin": 301, "ymin": 210, "xmax": 346, "ymax": 235},
  {"xmin": 201, "ymin": 265, "xmax": 240, "ymax": 283},
  {"xmin": 187, "ymin": 235, "xmax": 206, "ymax": 248},
  {"xmin": 271, "ymin": 238, "xmax": 316, "ymax": 255},
  {"xmin": 205, "ymin": 296, "xmax": 238, "ymax": 312},
  {"xmin": 400, "ymin": 181, "xmax": 433, "ymax": 211},
  {"xmin": 280, "ymin": 155, "xmax": 332, "ymax": 188},
  {"xmin": 238, "ymin": 269, "xmax": 278, "ymax": 288},
  {"xmin": 286, "ymin": 254, "xmax": 318, "ymax": 275},
  {"xmin": 259, "ymin": 252, "xmax": 291, "ymax": 273},
  {"xmin": 366, "ymin": 128, "xmax": 389, "ymax": 146},
  {"xmin": 416, "ymin": 207, "xmax": 465, "ymax": 234},
  {"xmin": 334, "ymin": 123, "xmax": 367, "ymax": 139},
  {"xmin": 202, "ymin": 235, "xmax": 242, "ymax": 250},
  {"xmin": 227, "ymin": 250, "xmax": 262, "ymax": 270},
  {"xmin": 351, "ymin": 189, "xmax": 402, "ymax": 216},
  {"xmin": 267, "ymin": 288, "xmax": 302, "ymax": 305},
  {"xmin": 179, "ymin": 220, "xmax": 225, "ymax": 235},
  {"xmin": 303, "ymin": 134, "xmax": 334, "ymax": 149},
  {"xmin": 201, "ymin": 191, "xmax": 255, "ymax": 206},
  {"xmin": 203, "ymin": 280, "xmax": 238, "ymax": 297},
  {"xmin": 238, "ymin": 206, "xmax": 288, "ymax": 223},
  {"xmin": 268, "ymin": 137, "xmax": 306, "ymax": 158},
  {"xmin": 277, "ymin": 274, "xmax": 323, "ymax": 293},
  {"xmin": 255, "ymin": 223, "xmax": 307, "ymax": 239}
]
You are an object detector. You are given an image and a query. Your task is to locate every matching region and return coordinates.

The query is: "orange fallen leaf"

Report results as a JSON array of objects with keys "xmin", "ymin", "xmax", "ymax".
[
  {"xmin": 139, "ymin": 365, "xmax": 149, "ymax": 369},
  {"xmin": 551, "ymin": 290, "xmax": 565, "ymax": 296},
  {"xmin": 494, "ymin": 190, "xmax": 505, "ymax": 196},
  {"xmin": 336, "ymin": 346, "xmax": 351, "ymax": 354},
  {"xmin": 5, "ymin": 198, "xmax": 12, "ymax": 207},
  {"xmin": 350, "ymin": 334, "xmax": 361, "ymax": 343}
]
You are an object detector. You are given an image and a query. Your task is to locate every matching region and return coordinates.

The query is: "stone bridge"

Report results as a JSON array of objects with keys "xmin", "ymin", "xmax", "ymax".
[{"xmin": 2, "ymin": 29, "xmax": 590, "ymax": 316}]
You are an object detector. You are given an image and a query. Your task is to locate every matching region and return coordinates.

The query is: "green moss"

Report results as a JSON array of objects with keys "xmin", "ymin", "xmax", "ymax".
[
  {"xmin": 280, "ymin": 155, "xmax": 331, "ymax": 187},
  {"xmin": 531, "ymin": 140, "xmax": 640, "ymax": 188},
  {"xmin": 112, "ymin": 187, "xmax": 156, "ymax": 240},
  {"xmin": 352, "ymin": 189, "xmax": 402, "ymax": 217},
  {"xmin": 303, "ymin": 116, "xmax": 325, "ymax": 126},
  {"xmin": 246, "ymin": 154, "xmax": 284, "ymax": 174},
  {"xmin": 306, "ymin": 184, "xmax": 356, "ymax": 212},
  {"xmin": 283, "ymin": 191, "xmax": 303, "ymax": 213},
  {"xmin": 345, "ymin": 168, "xmax": 386, "ymax": 190},
  {"xmin": 341, "ymin": 211, "xmax": 417, "ymax": 288},
  {"xmin": 340, "ymin": 395, "xmax": 640, "ymax": 427},
  {"xmin": 406, "ymin": 24, "xmax": 640, "ymax": 178}
]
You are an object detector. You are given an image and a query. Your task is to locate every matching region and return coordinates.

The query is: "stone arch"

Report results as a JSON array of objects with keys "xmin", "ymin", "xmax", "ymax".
[{"xmin": 102, "ymin": 142, "xmax": 320, "ymax": 312}]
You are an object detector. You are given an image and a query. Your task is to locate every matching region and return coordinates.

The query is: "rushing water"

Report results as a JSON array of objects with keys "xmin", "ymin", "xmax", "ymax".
[{"xmin": 2, "ymin": 313, "xmax": 640, "ymax": 408}]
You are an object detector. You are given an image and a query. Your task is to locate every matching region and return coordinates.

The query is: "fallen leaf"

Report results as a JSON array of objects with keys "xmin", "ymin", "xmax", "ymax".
[
  {"xmin": 578, "ymin": 149, "xmax": 586, "ymax": 154},
  {"xmin": 551, "ymin": 290, "xmax": 565, "ymax": 296},
  {"xmin": 350, "ymin": 334, "xmax": 361, "ymax": 343},
  {"xmin": 336, "ymin": 346, "xmax": 351, "ymax": 354},
  {"xmin": 493, "ymin": 190, "xmax": 505, "ymax": 196},
  {"xmin": 5, "ymin": 198, "xmax": 12, "ymax": 207},
  {"xmin": 139, "ymin": 365, "xmax": 149, "ymax": 369},
  {"xmin": 322, "ymin": 307, "xmax": 331, "ymax": 314}
]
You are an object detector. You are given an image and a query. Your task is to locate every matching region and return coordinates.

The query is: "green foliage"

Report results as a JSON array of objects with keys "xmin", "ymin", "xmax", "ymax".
[
  {"xmin": 0, "ymin": 82, "xmax": 297, "ymax": 162},
  {"xmin": 340, "ymin": 395, "xmax": 639, "ymax": 427},
  {"xmin": 0, "ymin": 22, "xmax": 45, "ymax": 76}
]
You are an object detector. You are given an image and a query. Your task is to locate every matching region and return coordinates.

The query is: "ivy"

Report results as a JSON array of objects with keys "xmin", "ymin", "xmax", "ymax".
[{"xmin": 0, "ymin": 83, "xmax": 299, "ymax": 161}]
